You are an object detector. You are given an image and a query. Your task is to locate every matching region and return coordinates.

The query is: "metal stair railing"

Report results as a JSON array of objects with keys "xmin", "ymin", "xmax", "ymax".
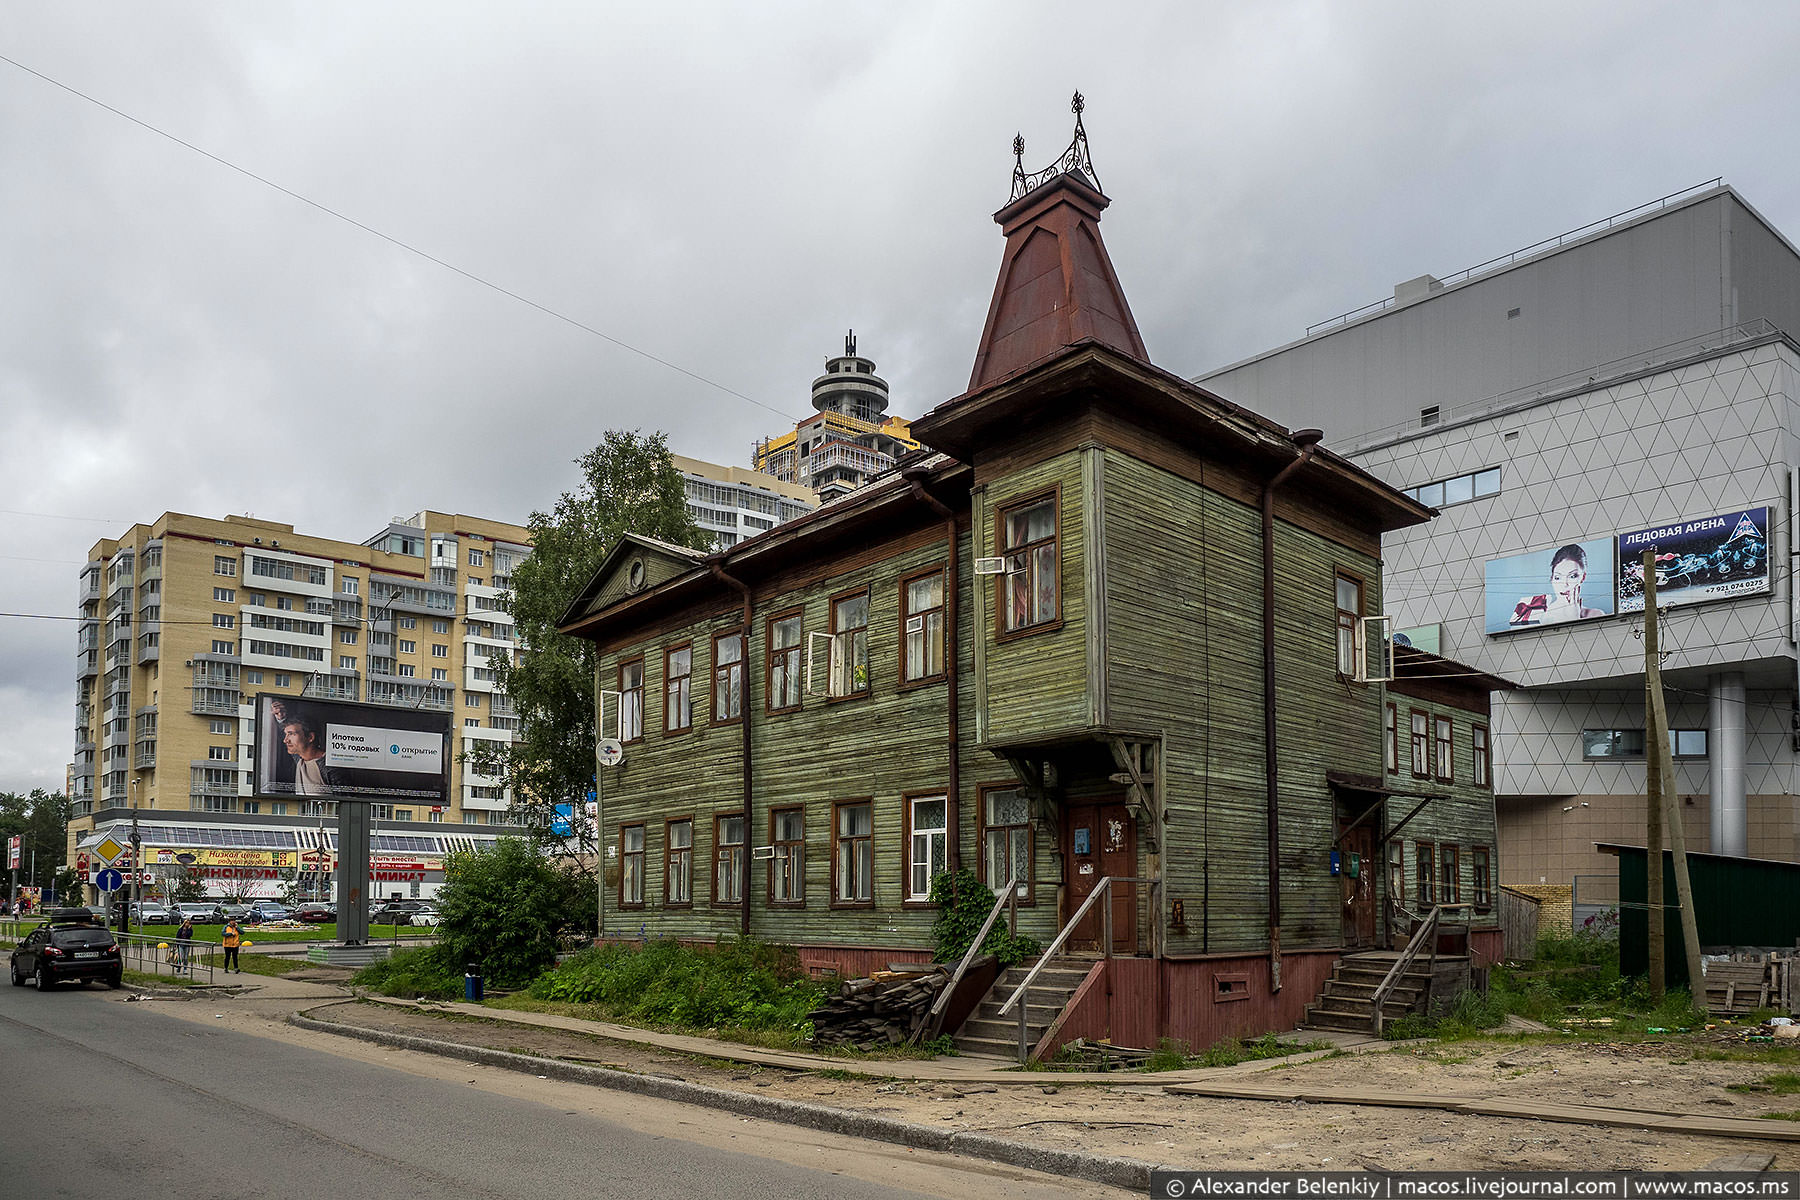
[
  {"xmin": 996, "ymin": 875, "xmax": 1156, "ymax": 1063},
  {"xmin": 922, "ymin": 876, "xmax": 1020, "ymax": 1042}
]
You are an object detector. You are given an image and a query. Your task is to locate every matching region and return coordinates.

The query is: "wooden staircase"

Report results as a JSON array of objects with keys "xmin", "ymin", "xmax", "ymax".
[
  {"xmin": 953, "ymin": 955, "xmax": 1095, "ymax": 1058},
  {"xmin": 1303, "ymin": 950, "xmax": 1465, "ymax": 1034}
]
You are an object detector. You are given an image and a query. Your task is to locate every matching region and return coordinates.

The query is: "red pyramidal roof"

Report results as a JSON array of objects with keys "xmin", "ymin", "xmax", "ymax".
[{"xmin": 967, "ymin": 117, "xmax": 1147, "ymax": 392}]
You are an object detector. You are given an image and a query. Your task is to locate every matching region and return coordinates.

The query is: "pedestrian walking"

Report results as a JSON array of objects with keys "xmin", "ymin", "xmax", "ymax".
[
  {"xmin": 221, "ymin": 918, "xmax": 242, "ymax": 973},
  {"xmin": 175, "ymin": 915, "xmax": 195, "ymax": 974}
]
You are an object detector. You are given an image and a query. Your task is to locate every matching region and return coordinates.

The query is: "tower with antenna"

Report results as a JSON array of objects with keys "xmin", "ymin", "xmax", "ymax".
[{"xmin": 752, "ymin": 330, "xmax": 919, "ymax": 502}]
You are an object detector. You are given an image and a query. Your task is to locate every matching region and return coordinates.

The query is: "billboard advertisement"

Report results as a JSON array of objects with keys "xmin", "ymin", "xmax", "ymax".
[
  {"xmin": 252, "ymin": 695, "xmax": 449, "ymax": 804},
  {"xmin": 1484, "ymin": 537, "xmax": 1616, "ymax": 635},
  {"xmin": 1618, "ymin": 507, "xmax": 1770, "ymax": 614}
]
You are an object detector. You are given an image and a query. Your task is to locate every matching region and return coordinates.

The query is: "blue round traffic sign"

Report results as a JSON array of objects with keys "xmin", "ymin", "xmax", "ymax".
[{"xmin": 95, "ymin": 867, "xmax": 124, "ymax": 891}]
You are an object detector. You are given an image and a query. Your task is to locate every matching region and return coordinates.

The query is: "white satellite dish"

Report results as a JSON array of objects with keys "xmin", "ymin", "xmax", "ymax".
[{"xmin": 597, "ymin": 739, "xmax": 624, "ymax": 767}]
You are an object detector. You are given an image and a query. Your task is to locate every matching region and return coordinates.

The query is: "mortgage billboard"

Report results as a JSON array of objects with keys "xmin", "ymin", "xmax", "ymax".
[
  {"xmin": 252, "ymin": 695, "xmax": 449, "ymax": 804},
  {"xmin": 1617, "ymin": 507, "xmax": 1770, "ymax": 613},
  {"xmin": 1484, "ymin": 537, "xmax": 1616, "ymax": 635}
]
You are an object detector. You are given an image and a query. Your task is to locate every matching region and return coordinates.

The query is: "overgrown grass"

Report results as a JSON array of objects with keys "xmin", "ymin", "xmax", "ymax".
[
  {"xmin": 351, "ymin": 944, "xmax": 464, "ymax": 1000},
  {"xmin": 195, "ymin": 951, "xmax": 310, "ymax": 978},
  {"xmin": 522, "ymin": 938, "xmax": 828, "ymax": 1047},
  {"xmin": 1728, "ymin": 1072, "xmax": 1800, "ymax": 1095}
]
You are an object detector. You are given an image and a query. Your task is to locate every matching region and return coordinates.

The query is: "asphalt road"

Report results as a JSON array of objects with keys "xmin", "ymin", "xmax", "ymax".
[{"xmin": 0, "ymin": 980, "xmax": 1121, "ymax": 1200}]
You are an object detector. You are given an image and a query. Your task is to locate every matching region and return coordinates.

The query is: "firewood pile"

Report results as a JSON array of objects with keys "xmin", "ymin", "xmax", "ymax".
[{"xmin": 808, "ymin": 965, "xmax": 949, "ymax": 1049}]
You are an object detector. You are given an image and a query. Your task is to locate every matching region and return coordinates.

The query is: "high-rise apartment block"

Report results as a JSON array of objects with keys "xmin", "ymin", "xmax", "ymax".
[
  {"xmin": 70, "ymin": 509, "xmax": 532, "ymax": 901},
  {"xmin": 753, "ymin": 333, "xmax": 919, "ymax": 502},
  {"xmin": 673, "ymin": 455, "xmax": 817, "ymax": 550}
]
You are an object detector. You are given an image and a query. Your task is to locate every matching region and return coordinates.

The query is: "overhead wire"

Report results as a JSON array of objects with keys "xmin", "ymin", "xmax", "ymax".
[{"xmin": 0, "ymin": 52, "xmax": 806, "ymax": 424}]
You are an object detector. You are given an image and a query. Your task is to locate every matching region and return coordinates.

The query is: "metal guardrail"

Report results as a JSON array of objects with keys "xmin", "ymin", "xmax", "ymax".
[
  {"xmin": 0, "ymin": 923, "xmax": 215, "ymax": 984},
  {"xmin": 924, "ymin": 877, "xmax": 1020, "ymax": 1041}
]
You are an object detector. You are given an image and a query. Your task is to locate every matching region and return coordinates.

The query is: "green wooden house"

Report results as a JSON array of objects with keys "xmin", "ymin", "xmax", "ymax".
[{"xmin": 559, "ymin": 125, "xmax": 1505, "ymax": 1049}]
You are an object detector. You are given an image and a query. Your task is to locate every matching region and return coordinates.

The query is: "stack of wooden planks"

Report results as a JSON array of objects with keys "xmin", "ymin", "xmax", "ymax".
[
  {"xmin": 1701, "ymin": 954, "xmax": 1793, "ymax": 1015},
  {"xmin": 808, "ymin": 966, "xmax": 948, "ymax": 1049}
]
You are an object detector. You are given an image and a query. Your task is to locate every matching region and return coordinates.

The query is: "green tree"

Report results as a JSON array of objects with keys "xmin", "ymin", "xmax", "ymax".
[
  {"xmin": 0, "ymin": 789, "xmax": 73, "ymax": 898},
  {"xmin": 434, "ymin": 837, "xmax": 590, "ymax": 986},
  {"xmin": 470, "ymin": 430, "xmax": 707, "ymax": 875}
]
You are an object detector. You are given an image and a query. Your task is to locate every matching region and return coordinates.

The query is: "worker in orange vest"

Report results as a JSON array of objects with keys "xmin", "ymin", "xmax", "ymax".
[{"xmin": 221, "ymin": 919, "xmax": 242, "ymax": 973}]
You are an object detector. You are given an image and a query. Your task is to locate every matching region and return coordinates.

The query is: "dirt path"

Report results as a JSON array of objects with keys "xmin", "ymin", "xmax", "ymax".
[{"xmin": 301, "ymin": 1000, "xmax": 1797, "ymax": 1171}]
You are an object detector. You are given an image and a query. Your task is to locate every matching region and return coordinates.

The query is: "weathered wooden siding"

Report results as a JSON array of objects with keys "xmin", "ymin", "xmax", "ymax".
[
  {"xmin": 1043, "ymin": 950, "xmax": 1342, "ymax": 1054},
  {"xmin": 976, "ymin": 450, "xmax": 1090, "ymax": 744},
  {"xmin": 583, "ymin": 545, "xmax": 699, "ymax": 617},
  {"xmin": 595, "ymin": 522, "xmax": 1068, "ymax": 953},
  {"xmin": 1099, "ymin": 448, "xmax": 1384, "ymax": 958},
  {"xmin": 1379, "ymin": 695, "xmax": 1501, "ymax": 922}
]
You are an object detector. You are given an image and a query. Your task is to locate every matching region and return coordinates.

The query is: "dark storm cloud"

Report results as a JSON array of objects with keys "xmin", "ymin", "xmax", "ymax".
[{"xmin": 3, "ymin": 0, "xmax": 1798, "ymax": 790}]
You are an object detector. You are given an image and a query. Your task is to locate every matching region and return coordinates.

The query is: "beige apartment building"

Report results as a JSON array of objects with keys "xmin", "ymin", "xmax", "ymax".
[{"xmin": 70, "ymin": 509, "xmax": 533, "ymax": 902}]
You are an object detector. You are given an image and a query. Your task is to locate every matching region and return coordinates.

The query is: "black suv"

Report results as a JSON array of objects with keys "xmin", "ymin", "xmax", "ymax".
[{"xmin": 10, "ymin": 909, "xmax": 123, "ymax": 990}]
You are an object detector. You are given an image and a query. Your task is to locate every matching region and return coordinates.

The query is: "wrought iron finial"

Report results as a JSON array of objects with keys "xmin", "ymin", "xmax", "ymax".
[
  {"xmin": 1008, "ymin": 92, "xmax": 1101, "ymax": 203},
  {"xmin": 845, "ymin": 329, "xmax": 856, "ymax": 358}
]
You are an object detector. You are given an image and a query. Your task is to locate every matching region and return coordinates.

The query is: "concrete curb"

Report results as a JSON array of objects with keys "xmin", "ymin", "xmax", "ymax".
[{"xmin": 289, "ymin": 1009, "xmax": 1168, "ymax": 1190}]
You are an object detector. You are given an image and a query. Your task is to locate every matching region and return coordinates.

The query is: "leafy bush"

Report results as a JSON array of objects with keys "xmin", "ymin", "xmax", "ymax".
[
  {"xmin": 928, "ymin": 869, "xmax": 1041, "ymax": 968},
  {"xmin": 434, "ymin": 837, "xmax": 592, "ymax": 987},
  {"xmin": 527, "ymin": 937, "xmax": 827, "ymax": 1035},
  {"xmin": 353, "ymin": 944, "xmax": 464, "ymax": 1000}
]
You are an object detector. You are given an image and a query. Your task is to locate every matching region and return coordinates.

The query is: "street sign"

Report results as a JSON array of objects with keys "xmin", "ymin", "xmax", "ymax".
[
  {"xmin": 597, "ymin": 739, "xmax": 624, "ymax": 767},
  {"xmin": 93, "ymin": 835, "xmax": 126, "ymax": 864},
  {"xmin": 6, "ymin": 836, "xmax": 18, "ymax": 870},
  {"xmin": 94, "ymin": 867, "xmax": 123, "ymax": 892}
]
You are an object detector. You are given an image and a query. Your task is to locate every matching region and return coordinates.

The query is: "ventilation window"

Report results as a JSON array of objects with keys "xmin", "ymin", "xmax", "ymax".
[
  {"xmin": 1507, "ymin": 307, "xmax": 1521, "ymax": 319},
  {"xmin": 1214, "ymin": 974, "xmax": 1250, "ymax": 1003},
  {"xmin": 1421, "ymin": 406, "xmax": 1441, "ymax": 426}
]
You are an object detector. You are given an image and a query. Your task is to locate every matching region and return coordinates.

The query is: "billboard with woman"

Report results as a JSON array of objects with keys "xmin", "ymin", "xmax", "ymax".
[
  {"xmin": 1484, "ymin": 538, "xmax": 1616, "ymax": 634},
  {"xmin": 252, "ymin": 695, "xmax": 449, "ymax": 803}
]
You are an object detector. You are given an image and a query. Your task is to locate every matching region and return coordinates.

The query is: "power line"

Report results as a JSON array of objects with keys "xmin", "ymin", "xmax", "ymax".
[
  {"xmin": 0, "ymin": 52, "xmax": 804, "ymax": 424},
  {"xmin": 0, "ymin": 508, "xmax": 129, "ymax": 524}
]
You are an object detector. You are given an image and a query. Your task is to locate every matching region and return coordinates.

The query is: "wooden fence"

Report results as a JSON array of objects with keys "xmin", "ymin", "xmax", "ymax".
[{"xmin": 1496, "ymin": 886, "xmax": 1541, "ymax": 961}]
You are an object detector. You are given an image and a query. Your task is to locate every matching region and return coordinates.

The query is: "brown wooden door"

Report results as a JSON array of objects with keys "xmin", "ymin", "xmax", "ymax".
[
  {"xmin": 1063, "ymin": 801, "xmax": 1136, "ymax": 954},
  {"xmin": 1340, "ymin": 823, "xmax": 1377, "ymax": 949}
]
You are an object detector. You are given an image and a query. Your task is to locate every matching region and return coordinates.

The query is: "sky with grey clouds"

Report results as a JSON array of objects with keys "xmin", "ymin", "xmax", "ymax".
[{"xmin": 4, "ymin": 1, "xmax": 1799, "ymax": 793}]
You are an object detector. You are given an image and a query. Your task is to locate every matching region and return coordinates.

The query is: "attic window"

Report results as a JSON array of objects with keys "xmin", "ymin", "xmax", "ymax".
[{"xmin": 626, "ymin": 559, "xmax": 646, "ymax": 593}]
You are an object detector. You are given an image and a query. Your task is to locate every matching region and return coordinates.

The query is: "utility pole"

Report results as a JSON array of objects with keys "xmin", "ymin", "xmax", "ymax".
[
  {"xmin": 1643, "ymin": 552, "xmax": 1705, "ymax": 998},
  {"xmin": 1643, "ymin": 551, "xmax": 1665, "ymax": 1001}
]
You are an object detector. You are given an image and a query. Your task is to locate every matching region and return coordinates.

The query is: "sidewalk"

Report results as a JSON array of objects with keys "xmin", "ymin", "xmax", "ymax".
[{"xmin": 354, "ymin": 993, "xmax": 1377, "ymax": 1084}]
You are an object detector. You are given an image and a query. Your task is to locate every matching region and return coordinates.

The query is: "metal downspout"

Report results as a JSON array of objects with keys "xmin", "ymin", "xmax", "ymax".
[
  {"xmin": 905, "ymin": 469, "xmax": 961, "ymax": 874},
  {"xmin": 712, "ymin": 565, "xmax": 754, "ymax": 934},
  {"xmin": 1259, "ymin": 429, "xmax": 1323, "ymax": 993}
]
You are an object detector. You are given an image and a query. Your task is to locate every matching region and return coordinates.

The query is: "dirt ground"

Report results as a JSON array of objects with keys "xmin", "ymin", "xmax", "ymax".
[{"xmin": 305, "ymin": 999, "xmax": 1798, "ymax": 1172}]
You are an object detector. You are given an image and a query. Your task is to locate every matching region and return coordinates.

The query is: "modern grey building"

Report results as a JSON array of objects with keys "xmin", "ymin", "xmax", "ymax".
[{"xmin": 1198, "ymin": 182, "xmax": 1800, "ymax": 888}]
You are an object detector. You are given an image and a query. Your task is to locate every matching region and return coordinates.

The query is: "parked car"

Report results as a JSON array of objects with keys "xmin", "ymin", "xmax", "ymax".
[
  {"xmin": 245, "ymin": 902, "xmax": 291, "ymax": 924},
  {"xmin": 211, "ymin": 904, "xmax": 251, "ymax": 925},
  {"xmin": 368, "ymin": 902, "xmax": 425, "ymax": 926},
  {"xmin": 10, "ymin": 908, "xmax": 122, "ymax": 989},
  {"xmin": 174, "ymin": 903, "xmax": 216, "ymax": 925},
  {"xmin": 409, "ymin": 906, "xmax": 441, "ymax": 928},
  {"xmin": 292, "ymin": 902, "xmax": 336, "ymax": 923},
  {"xmin": 108, "ymin": 901, "xmax": 172, "ymax": 927}
]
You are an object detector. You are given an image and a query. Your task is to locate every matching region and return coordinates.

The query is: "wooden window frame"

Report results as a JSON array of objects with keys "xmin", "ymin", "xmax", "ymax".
[
  {"xmin": 1440, "ymin": 844, "xmax": 1461, "ymax": 904},
  {"xmin": 712, "ymin": 628, "xmax": 745, "ymax": 726},
  {"xmin": 618, "ymin": 822, "xmax": 646, "ymax": 910},
  {"xmin": 1384, "ymin": 702, "xmax": 1398, "ymax": 775},
  {"xmin": 977, "ymin": 782, "xmax": 1034, "ymax": 905},
  {"xmin": 711, "ymin": 812, "xmax": 746, "ymax": 907},
  {"xmin": 902, "ymin": 791, "xmax": 949, "ymax": 907},
  {"xmin": 994, "ymin": 487, "xmax": 1063, "ymax": 642},
  {"xmin": 830, "ymin": 797, "xmax": 875, "ymax": 910},
  {"xmin": 664, "ymin": 816, "xmax": 693, "ymax": 908},
  {"xmin": 826, "ymin": 585, "xmax": 871, "ymax": 702},
  {"xmin": 1434, "ymin": 715, "xmax": 1454, "ymax": 783},
  {"xmin": 1471, "ymin": 846, "xmax": 1492, "ymax": 910},
  {"xmin": 768, "ymin": 805, "xmax": 806, "ymax": 907},
  {"xmin": 764, "ymin": 608, "xmax": 803, "ymax": 715},
  {"xmin": 1386, "ymin": 839, "xmax": 1405, "ymax": 909},
  {"xmin": 1409, "ymin": 709, "xmax": 1430, "ymax": 779},
  {"xmin": 1415, "ymin": 840, "xmax": 1436, "ymax": 907},
  {"xmin": 618, "ymin": 656, "xmax": 646, "ymax": 745},
  {"xmin": 898, "ymin": 566, "xmax": 947, "ymax": 689},
  {"xmin": 1472, "ymin": 724, "xmax": 1491, "ymax": 789},
  {"xmin": 663, "ymin": 642, "xmax": 693, "ymax": 736},
  {"xmin": 1334, "ymin": 568, "xmax": 1365, "ymax": 678}
]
